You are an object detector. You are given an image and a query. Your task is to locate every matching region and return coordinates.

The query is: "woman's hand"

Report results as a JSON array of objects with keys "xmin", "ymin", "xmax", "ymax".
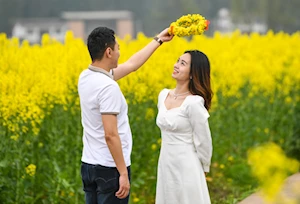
[{"xmin": 157, "ymin": 28, "xmax": 174, "ymax": 43}]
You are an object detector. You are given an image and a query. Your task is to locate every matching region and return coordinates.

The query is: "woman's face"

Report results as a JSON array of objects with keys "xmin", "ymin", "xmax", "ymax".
[{"xmin": 172, "ymin": 53, "xmax": 191, "ymax": 81}]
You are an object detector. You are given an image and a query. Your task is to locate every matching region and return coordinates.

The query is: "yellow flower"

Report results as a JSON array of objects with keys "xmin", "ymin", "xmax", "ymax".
[
  {"xmin": 145, "ymin": 108, "xmax": 155, "ymax": 120},
  {"xmin": 264, "ymin": 128, "xmax": 269, "ymax": 134},
  {"xmin": 60, "ymin": 191, "xmax": 65, "ymax": 197},
  {"xmin": 10, "ymin": 135, "xmax": 19, "ymax": 141},
  {"xmin": 216, "ymin": 172, "xmax": 223, "ymax": 177},
  {"xmin": 285, "ymin": 96, "xmax": 292, "ymax": 104},
  {"xmin": 227, "ymin": 156, "xmax": 234, "ymax": 162},
  {"xmin": 133, "ymin": 197, "xmax": 140, "ymax": 203},
  {"xmin": 168, "ymin": 14, "xmax": 209, "ymax": 37},
  {"xmin": 151, "ymin": 144, "xmax": 157, "ymax": 151},
  {"xmin": 227, "ymin": 178, "xmax": 233, "ymax": 183},
  {"xmin": 248, "ymin": 142, "xmax": 299, "ymax": 202},
  {"xmin": 22, "ymin": 126, "xmax": 29, "ymax": 133},
  {"xmin": 25, "ymin": 164, "xmax": 36, "ymax": 177},
  {"xmin": 220, "ymin": 164, "xmax": 225, "ymax": 169}
]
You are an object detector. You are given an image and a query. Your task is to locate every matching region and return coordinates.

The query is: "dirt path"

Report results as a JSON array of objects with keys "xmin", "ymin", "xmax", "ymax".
[{"xmin": 239, "ymin": 173, "xmax": 300, "ymax": 204}]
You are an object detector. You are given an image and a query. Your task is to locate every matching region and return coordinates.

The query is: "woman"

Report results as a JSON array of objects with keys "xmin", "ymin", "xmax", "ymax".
[{"xmin": 155, "ymin": 50, "xmax": 213, "ymax": 204}]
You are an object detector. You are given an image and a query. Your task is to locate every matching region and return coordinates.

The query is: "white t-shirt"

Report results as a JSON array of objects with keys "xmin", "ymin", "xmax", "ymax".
[{"xmin": 78, "ymin": 65, "xmax": 132, "ymax": 167}]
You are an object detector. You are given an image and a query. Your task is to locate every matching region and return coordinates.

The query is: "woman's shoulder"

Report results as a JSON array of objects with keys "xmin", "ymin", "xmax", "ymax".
[
  {"xmin": 158, "ymin": 88, "xmax": 170, "ymax": 98},
  {"xmin": 184, "ymin": 95, "xmax": 209, "ymax": 118},
  {"xmin": 186, "ymin": 94, "xmax": 205, "ymax": 106},
  {"xmin": 161, "ymin": 88, "xmax": 170, "ymax": 93}
]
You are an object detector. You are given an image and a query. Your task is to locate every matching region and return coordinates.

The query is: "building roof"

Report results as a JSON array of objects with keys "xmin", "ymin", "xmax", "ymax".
[
  {"xmin": 13, "ymin": 18, "xmax": 66, "ymax": 29},
  {"xmin": 61, "ymin": 10, "xmax": 133, "ymax": 20}
]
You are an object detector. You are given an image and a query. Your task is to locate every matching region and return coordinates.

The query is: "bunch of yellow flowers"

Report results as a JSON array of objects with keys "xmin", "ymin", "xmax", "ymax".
[
  {"xmin": 25, "ymin": 164, "xmax": 37, "ymax": 177},
  {"xmin": 168, "ymin": 14, "xmax": 210, "ymax": 37},
  {"xmin": 248, "ymin": 143, "xmax": 299, "ymax": 202}
]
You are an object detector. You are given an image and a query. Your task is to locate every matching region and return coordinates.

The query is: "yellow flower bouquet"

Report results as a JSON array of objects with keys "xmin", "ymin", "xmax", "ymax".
[{"xmin": 168, "ymin": 14, "xmax": 210, "ymax": 37}]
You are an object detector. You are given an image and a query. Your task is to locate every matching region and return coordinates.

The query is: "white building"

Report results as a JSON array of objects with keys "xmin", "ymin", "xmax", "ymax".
[
  {"xmin": 12, "ymin": 18, "xmax": 67, "ymax": 44},
  {"xmin": 12, "ymin": 10, "xmax": 135, "ymax": 44},
  {"xmin": 213, "ymin": 8, "xmax": 267, "ymax": 34}
]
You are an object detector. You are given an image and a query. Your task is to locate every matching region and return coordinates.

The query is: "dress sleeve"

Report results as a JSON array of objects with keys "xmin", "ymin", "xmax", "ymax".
[{"xmin": 187, "ymin": 96, "xmax": 212, "ymax": 172}]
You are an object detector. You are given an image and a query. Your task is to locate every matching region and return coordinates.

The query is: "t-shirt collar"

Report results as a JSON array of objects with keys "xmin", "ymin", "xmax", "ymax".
[{"xmin": 88, "ymin": 65, "xmax": 113, "ymax": 79}]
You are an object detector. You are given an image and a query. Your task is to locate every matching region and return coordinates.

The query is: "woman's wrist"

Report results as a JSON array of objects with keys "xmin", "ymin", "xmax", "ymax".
[{"xmin": 153, "ymin": 36, "xmax": 163, "ymax": 45}]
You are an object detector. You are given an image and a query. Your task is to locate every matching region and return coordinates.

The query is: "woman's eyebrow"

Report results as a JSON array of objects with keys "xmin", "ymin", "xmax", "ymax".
[{"xmin": 181, "ymin": 59, "xmax": 188, "ymax": 64}]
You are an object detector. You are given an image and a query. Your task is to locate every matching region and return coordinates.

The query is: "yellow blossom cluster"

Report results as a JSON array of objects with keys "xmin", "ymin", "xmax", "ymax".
[
  {"xmin": 0, "ymin": 32, "xmax": 89, "ymax": 139},
  {"xmin": 248, "ymin": 143, "xmax": 299, "ymax": 202},
  {"xmin": 118, "ymin": 31, "xmax": 300, "ymax": 107},
  {"xmin": 25, "ymin": 164, "xmax": 37, "ymax": 177},
  {"xmin": 0, "ymin": 30, "xmax": 300, "ymax": 142},
  {"xmin": 168, "ymin": 14, "xmax": 209, "ymax": 37}
]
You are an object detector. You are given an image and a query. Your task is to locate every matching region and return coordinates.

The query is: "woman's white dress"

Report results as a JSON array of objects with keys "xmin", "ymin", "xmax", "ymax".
[{"xmin": 155, "ymin": 89, "xmax": 212, "ymax": 204}]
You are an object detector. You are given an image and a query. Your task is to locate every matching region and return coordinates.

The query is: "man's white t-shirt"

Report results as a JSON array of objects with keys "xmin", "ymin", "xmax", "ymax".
[{"xmin": 78, "ymin": 65, "xmax": 132, "ymax": 167}]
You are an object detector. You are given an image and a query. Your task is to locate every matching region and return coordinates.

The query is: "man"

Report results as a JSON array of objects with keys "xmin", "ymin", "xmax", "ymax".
[{"xmin": 78, "ymin": 27, "xmax": 173, "ymax": 204}]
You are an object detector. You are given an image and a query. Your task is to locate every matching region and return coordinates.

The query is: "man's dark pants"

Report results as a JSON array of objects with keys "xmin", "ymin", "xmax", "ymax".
[{"xmin": 81, "ymin": 162, "xmax": 131, "ymax": 204}]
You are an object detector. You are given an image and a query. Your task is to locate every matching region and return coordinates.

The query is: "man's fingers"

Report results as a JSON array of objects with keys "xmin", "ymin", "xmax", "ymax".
[
  {"xmin": 117, "ymin": 191, "xmax": 127, "ymax": 199},
  {"xmin": 116, "ymin": 188, "xmax": 129, "ymax": 199},
  {"xmin": 115, "ymin": 186, "xmax": 129, "ymax": 198},
  {"xmin": 115, "ymin": 187, "xmax": 122, "ymax": 196},
  {"xmin": 116, "ymin": 174, "xmax": 130, "ymax": 199},
  {"xmin": 115, "ymin": 187, "xmax": 124, "ymax": 196}
]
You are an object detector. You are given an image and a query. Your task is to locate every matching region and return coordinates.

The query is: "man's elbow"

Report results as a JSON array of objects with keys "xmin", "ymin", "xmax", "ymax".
[{"xmin": 105, "ymin": 133, "xmax": 118, "ymax": 143}]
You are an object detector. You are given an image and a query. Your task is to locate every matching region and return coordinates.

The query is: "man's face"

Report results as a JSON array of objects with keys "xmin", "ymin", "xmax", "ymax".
[{"xmin": 111, "ymin": 40, "xmax": 120, "ymax": 68}]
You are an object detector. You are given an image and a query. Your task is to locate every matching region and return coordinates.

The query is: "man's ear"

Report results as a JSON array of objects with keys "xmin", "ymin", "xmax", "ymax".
[{"xmin": 105, "ymin": 47, "xmax": 112, "ymax": 58}]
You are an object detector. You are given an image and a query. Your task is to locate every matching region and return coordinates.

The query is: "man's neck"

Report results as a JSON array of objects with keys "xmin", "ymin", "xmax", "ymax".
[{"xmin": 91, "ymin": 61, "xmax": 110, "ymax": 73}]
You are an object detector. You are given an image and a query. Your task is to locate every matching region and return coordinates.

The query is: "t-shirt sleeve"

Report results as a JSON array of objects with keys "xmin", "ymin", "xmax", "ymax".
[
  {"xmin": 97, "ymin": 83, "xmax": 123, "ymax": 115},
  {"xmin": 187, "ymin": 96, "xmax": 212, "ymax": 172}
]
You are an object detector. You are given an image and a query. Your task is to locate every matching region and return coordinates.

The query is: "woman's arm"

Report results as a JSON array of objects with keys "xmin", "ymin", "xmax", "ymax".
[{"xmin": 188, "ymin": 96, "xmax": 213, "ymax": 173}]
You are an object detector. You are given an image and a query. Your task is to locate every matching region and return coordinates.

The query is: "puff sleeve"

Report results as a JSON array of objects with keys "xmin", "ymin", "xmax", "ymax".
[
  {"xmin": 157, "ymin": 89, "xmax": 169, "ymax": 109},
  {"xmin": 187, "ymin": 96, "xmax": 212, "ymax": 172}
]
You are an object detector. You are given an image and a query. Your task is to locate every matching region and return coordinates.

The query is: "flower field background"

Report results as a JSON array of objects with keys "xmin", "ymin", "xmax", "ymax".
[{"xmin": 0, "ymin": 30, "xmax": 300, "ymax": 203}]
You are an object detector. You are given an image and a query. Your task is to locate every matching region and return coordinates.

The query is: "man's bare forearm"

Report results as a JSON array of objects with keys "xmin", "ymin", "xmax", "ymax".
[{"xmin": 105, "ymin": 134, "xmax": 128, "ymax": 175}]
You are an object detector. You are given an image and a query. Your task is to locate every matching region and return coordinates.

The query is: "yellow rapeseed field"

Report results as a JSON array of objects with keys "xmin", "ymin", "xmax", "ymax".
[
  {"xmin": 0, "ymin": 30, "xmax": 300, "ymax": 203},
  {"xmin": 1, "ymin": 31, "xmax": 299, "ymax": 138}
]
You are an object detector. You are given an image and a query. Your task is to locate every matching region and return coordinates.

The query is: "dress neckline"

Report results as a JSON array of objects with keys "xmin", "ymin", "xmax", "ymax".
[{"xmin": 163, "ymin": 89, "xmax": 192, "ymax": 111}]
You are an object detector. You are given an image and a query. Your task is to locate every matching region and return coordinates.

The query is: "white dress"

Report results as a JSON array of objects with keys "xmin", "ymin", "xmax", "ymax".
[{"xmin": 155, "ymin": 89, "xmax": 212, "ymax": 204}]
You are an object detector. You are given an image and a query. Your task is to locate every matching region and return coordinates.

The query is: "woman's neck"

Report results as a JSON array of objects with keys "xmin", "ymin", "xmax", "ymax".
[{"xmin": 174, "ymin": 81, "xmax": 189, "ymax": 94}]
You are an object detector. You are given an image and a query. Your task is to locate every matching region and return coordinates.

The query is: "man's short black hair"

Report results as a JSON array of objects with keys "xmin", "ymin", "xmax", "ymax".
[{"xmin": 87, "ymin": 27, "xmax": 116, "ymax": 61}]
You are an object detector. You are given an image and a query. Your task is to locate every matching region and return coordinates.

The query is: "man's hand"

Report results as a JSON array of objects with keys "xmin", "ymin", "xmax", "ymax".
[
  {"xmin": 115, "ymin": 173, "xmax": 130, "ymax": 199},
  {"xmin": 157, "ymin": 28, "xmax": 174, "ymax": 43},
  {"xmin": 102, "ymin": 114, "xmax": 130, "ymax": 199}
]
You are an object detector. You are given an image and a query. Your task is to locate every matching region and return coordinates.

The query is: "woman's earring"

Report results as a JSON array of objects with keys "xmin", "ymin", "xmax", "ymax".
[{"xmin": 190, "ymin": 76, "xmax": 192, "ymax": 80}]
